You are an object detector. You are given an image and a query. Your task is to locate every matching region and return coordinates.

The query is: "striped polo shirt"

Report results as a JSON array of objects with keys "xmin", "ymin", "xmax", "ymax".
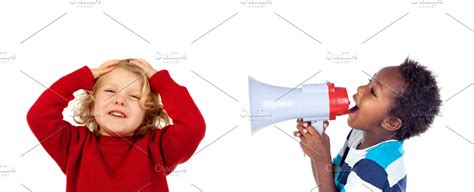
[{"xmin": 333, "ymin": 129, "xmax": 407, "ymax": 192}]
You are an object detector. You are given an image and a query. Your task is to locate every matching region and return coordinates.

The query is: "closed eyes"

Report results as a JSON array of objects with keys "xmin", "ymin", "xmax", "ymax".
[
  {"xmin": 368, "ymin": 79, "xmax": 376, "ymax": 97},
  {"xmin": 104, "ymin": 89, "xmax": 140, "ymax": 100}
]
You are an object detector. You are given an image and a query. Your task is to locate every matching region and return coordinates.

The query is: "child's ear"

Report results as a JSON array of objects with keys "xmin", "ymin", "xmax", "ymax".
[{"xmin": 381, "ymin": 116, "xmax": 402, "ymax": 131}]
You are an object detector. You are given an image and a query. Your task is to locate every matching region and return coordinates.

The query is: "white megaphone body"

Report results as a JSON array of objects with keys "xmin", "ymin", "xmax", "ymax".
[{"xmin": 248, "ymin": 77, "xmax": 350, "ymax": 135}]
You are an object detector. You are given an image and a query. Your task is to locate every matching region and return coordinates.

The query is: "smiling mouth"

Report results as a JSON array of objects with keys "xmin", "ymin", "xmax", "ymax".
[{"xmin": 109, "ymin": 111, "xmax": 127, "ymax": 118}]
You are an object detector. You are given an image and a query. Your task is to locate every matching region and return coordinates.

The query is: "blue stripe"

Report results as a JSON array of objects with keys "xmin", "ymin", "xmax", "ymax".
[
  {"xmin": 334, "ymin": 171, "xmax": 343, "ymax": 191},
  {"xmin": 365, "ymin": 141, "xmax": 404, "ymax": 169},
  {"xmin": 333, "ymin": 154, "xmax": 342, "ymax": 165},
  {"xmin": 353, "ymin": 159, "xmax": 388, "ymax": 189},
  {"xmin": 333, "ymin": 162, "xmax": 342, "ymax": 190},
  {"xmin": 338, "ymin": 162, "xmax": 351, "ymax": 185}
]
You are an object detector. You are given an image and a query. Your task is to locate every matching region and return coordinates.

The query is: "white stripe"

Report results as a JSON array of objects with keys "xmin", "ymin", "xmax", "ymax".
[
  {"xmin": 338, "ymin": 140, "xmax": 348, "ymax": 157},
  {"xmin": 347, "ymin": 129, "xmax": 363, "ymax": 148},
  {"xmin": 344, "ymin": 149, "xmax": 367, "ymax": 167},
  {"xmin": 385, "ymin": 156, "xmax": 406, "ymax": 187},
  {"xmin": 343, "ymin": 172, "xmax": 382, "ymax": 192}
]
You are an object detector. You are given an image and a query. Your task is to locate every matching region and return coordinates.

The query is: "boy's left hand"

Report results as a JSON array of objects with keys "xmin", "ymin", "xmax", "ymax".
[
  {"xmin": 128, "ymin": 58, "xmax": 158, "ymax": 78},
  {"xmin": 294, "ymin": 119, "xmax": 331, "ymax": 162}
]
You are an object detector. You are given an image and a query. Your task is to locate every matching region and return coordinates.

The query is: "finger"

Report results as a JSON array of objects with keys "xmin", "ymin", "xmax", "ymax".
[
  {"xmin": 128, "ymin": 60, "xmax": 147, "ymax": 71},
  {"xmin": 127, "ymin": 59, "xmax": 141, "ymax": 67},
  {"xmin": 302, "ymin": 122, "xmax": 314, "ymax": 135},
  {"xmin": 323, "ymin": 121, "xmax": 329, "ymax": 128},
  {"xmin": 102, "ymin": 62, "xmax": 118, "ymax": 71},
  {"xmin": 101, "ymin": 59, "xmax": 120, "ymax": 68},
  {"xmin": 323, "ymin": 120, "xmax": 329, "ymax": 132},
  {"xmin": 296, "ymin": 120, "xmax": 306, "ymax": 128},
  {"xmin": 103, "ymin": 59, "xmax": 119, "ymax": 66},
  {"xmin": 130, "ymin": 58, "xmax": 149, "ymax": 67},
  {"xmin": 134, "ymin": 58, "xmax": 154, "ymax": 71},
  {"xmin": 104, "ymin": 62, "xmax": 118, "ymax": 69},
  {"xmin": 101, "ymin": 66, "xmax": 115, "ymax": 74},
  {"xmin": 129, "ymin": 59, "xmax": 149, "ymax": 70},
  {"xmin": 98, "ymin": 63, "xmax": 118, "ymax": 74},
  {"xmin": 128, "ymin": 59, "xmax": 142, "ymax": 65},
  {"xmin": 134, "ymin": 58, "xmax": 149, "ymax": 64},
  {"xmin": 293, "ymin": 131, "xmax": 302, "ymax": 138},
  {"xmin": 296, "ymin": 125, "xmax": 309, "ymax": 135},
  {"xmin": 305, "ymin": 124, "xmax": 318, "ymax": 135}
]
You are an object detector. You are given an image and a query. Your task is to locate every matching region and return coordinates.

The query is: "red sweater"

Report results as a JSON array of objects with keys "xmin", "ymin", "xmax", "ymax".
[{"xmin": 27, "ymin": 66, "xmax": 206, "ymax": 192}]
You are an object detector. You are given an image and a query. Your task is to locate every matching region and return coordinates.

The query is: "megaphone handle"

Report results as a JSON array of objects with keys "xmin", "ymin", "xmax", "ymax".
[{"xmin": 310, "ymin": 120, "xmax": 324, "ymax": 135}]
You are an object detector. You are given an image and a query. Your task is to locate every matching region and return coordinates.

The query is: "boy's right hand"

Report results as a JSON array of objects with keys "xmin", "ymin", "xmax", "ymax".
[
  {"xmin": 90, "ymin": 59, "xmax": 120, "ymax": 79},
  {"xmin": 294, "ymin": 118, "xmax": 331, "ymax": 161}
]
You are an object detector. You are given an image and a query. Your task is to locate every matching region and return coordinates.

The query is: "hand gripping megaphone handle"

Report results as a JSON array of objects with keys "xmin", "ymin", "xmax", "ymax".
[{"xmin": 309, "ymin": 120, "xmax": 325, "ymax": 135}]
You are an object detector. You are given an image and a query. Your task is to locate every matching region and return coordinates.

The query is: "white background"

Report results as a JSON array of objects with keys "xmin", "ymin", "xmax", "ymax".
[{"xmin": 1, "ymin": 0, "xmax": 473, "ymax": 191}]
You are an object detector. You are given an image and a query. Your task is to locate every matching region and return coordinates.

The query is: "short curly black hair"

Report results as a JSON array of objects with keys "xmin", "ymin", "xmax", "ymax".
[{"xmin": 389, "ymin": 58, "xmax": 441, "ymax": 140}]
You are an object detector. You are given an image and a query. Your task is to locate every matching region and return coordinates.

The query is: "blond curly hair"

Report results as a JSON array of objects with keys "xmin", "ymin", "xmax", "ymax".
[{"xmin": 73, "ymin": 60, "xmax": 170, "ymax": 137}]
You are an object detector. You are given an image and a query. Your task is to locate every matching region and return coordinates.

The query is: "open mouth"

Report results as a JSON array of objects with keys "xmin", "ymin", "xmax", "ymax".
[
  {"xmin": 348, "ymin": 104, "xmax": 359, "ymax": 121},
  {"xmin": 349, "ymin": 105, "xmax": 359, "ymax": 114},
  {"xmin": 108, "ymin": 110, "xmax": 127, "ymax": 119}
]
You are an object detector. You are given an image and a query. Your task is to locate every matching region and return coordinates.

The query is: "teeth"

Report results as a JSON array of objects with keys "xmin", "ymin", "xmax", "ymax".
[{"xmin": 110, "ymin": 111, "xmax": 125, "ymax": 118}]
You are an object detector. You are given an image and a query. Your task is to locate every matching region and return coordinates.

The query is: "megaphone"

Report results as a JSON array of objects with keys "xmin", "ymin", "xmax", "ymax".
[{"xmin": 248, "ymin": 77, "xmax": 350, "ymax": 135}]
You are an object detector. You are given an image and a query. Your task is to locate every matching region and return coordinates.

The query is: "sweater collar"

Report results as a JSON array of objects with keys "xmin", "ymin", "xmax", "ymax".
[{"xmin": 96, "ymin": 135, "xmax": 136, "ymax": 145}]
